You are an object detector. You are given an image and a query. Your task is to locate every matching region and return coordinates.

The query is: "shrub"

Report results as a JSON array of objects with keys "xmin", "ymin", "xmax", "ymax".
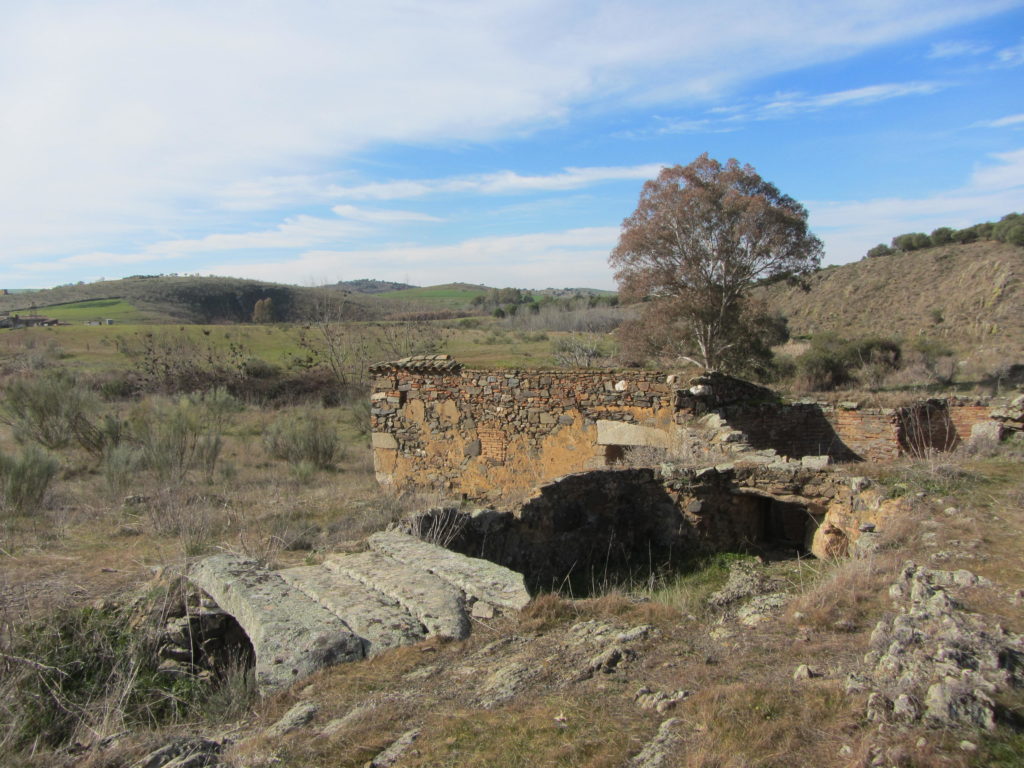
[
  {"xmin": 952, "ymin": 226, "xmax": 979, "ymax": 244},
  {"xmin": 0, "ymin": 370, "xmax": 95, "ymax": 449},
  {"xmin": 0, "ymin": 596, "xmax": 251, "ymax": 754},
  {"xmin": 865, "ymin": 243, "xmax": 893, "ymax": 258},
  {"xmin": 993, "ymin": 212, "xmax": 1024, "ymax": 246},
  {"xmin": 102, "ymin": 443, "xmax": 142, "ymax": 499},
  {"xmin": 264, "ymin": 408, "xmax": 343, "ymax": 470},
  {"xmin": 0, "ymin": 445, "xmax": 59, "ymax": 516},
  {"xmin": 128, "ymin": 393, "xmax": 236, "ymax": 485},
  {"xmin": 552, "ymin": 334, "xmax": 609, "ymax": 368},
  {"xmin": 930, "ymin": 226, "xmax": 955, "ymax": 245},
  {"xmin": 795, "ymin": 334, "xmax": 903, "ymax": 391},
  {"xmin": 240, "ymin": 357, "xmax": 280, "ymax": 379}
]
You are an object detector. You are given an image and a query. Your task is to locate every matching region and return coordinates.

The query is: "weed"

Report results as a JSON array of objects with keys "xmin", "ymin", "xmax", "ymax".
[
  {"xmin": 129, "ymin": 394, "xmax": 234, "ymax": 485},
  {"xmin": 0, "ymin": 600, "xmax": 202, "ymax": 752},
  {"xmin": 0, "ymin": 370, "xmax": 95, "ymax": 449},
  {"xmin": 264, "ymin": 407, "xmax": 343, "ymax": 470},
  {"xmin": 0, "ymin": 445, "xmax": 59, "ymax": 517},
  {"xmin": 648, "ymin": 552, "xmax": 747, "ymax": 617}
]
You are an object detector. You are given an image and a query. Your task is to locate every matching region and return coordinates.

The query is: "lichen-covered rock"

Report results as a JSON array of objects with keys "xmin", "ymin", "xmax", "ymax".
[
  {"xmin": 367, "ymin": 529, "xmax": 530, "ymax": 611},
  {"xmin": 626, "ymin": 718, "xmax": 684, "ymax": 768},
  {"xmin": 860, "ymin": 562, "xmax": 1024, "ymax": 729},
  {"xmin": 188, "ymin": 555, "xmax": 363, "ymax": 693}
]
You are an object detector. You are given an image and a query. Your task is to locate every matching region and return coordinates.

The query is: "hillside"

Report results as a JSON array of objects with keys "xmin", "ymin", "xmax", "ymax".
[
  {"xmin": 757, "ymin": 240, "xmax": 1023, "ymax": 359},
  {"xmin": 0, "ymin": 276, "xmax": 376, "ymax": 324},
  {"xmin": 335, "ymin": 279, "xmax": 416, "ymax": 294}
]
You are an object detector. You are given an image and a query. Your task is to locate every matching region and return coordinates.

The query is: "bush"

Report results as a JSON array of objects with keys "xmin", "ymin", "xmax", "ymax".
[
  {"xmin": 102, "ymin": 443, "xmax": 142, "ymax": 499},
  {"xmin": 0, "ymin": 596, "xmax": 251, "ymax": 754},
  {"xmin": 552, "ymin": 334, "xmax": 609, "ymax": 368},
  {"xmin": 240, "ymin": 357, "xmax": 280, "ymax": 379},
  {"xmin": 0, "ymin": 445, "xmax": 59, "ymax": 516},
  {"xmin": 128, "ymin": 393, "xmax": 237, "ymax": 484},
  {"xmin": 930, "ymin": 226, "xmax": 955, "ymax": 245},
  {"xmin": 865, "ymin": 243, "xmax": 893, "ymax": 258},
  {"xmin": 795, "ymin": 334, "xmax": 903, "ymax": 391},
  {"xmin": 0, "ymin": 370, "xmax": 95, "ymax": 449},
  {"xmin": 264, "ymin": 408, "xmax": 343, "ymax": 470}
]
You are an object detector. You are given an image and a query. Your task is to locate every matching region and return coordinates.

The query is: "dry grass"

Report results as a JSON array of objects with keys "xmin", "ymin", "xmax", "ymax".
[{"xmin": 2, "ymin": 359, "xmax": 1023, "ymax": 767}]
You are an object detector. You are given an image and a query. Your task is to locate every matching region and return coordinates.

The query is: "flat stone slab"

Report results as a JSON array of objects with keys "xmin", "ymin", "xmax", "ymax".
[
  {"xmin": 188, "ymin": 554, "xmax": 363, "ymax": 693},
  {"xmin": 368, "ymin": 530, "xmax": 531, "ymax": 612},
  {"xmin": 278, "ymin": 565, "xmax": 426, "ymax": 656},
  {"xmin": 324, "ymin": 551, "xmax": 470, "ymax": 640}
]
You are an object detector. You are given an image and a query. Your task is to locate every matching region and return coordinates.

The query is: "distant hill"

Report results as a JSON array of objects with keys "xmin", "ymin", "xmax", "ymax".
[
  {"xmin": 0, "ymin": 276, "xmax": 377, "ymax": 324},
  {"xmin": 756, "ymin": 240, "xmax": 1023, "ymax": 360},
  {"xmin": 335, "ymin": 279, "xmax": 416, "ymax": 294}
]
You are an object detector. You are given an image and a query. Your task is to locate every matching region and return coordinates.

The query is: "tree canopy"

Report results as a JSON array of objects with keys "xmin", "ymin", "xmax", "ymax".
[{"xmin": 609, "ymin": 154, "xmax": 822, "ymax": 372}]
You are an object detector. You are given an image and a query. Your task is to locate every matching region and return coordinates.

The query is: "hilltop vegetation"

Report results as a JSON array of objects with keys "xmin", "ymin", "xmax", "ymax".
[
  {"xmin": 757, "ymin": 239, "xmax": 1023, "ymax": 367},
  {"xmin": 866, "ymin": 211, "xmax": 1024, "ymax": 257}
]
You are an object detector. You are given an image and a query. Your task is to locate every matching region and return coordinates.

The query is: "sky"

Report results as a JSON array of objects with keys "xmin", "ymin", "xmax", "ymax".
[{"xmin": 1, "ymin": 0, "xmax": 1023, "ymax": 291}]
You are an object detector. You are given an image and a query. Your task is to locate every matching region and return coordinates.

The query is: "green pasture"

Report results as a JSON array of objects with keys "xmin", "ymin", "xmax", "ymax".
[
  {"xmin": 33, "ymin": 298, "xmax": 150, "ymax": 323},
  {"xmin": 376, "ymin": 283, "xmax": 490, "ymax": 309}
]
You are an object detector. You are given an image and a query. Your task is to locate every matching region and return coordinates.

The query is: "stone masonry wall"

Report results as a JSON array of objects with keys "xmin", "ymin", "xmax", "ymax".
[
  {"xmin": 370, "ymin": 357, "xmax": 1004, "ymax": 498},
  {"xmin": 370, "ymin": 363, "xmax": 675, "ymax": 499}
]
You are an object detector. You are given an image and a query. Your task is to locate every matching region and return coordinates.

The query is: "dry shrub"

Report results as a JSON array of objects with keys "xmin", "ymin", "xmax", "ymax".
[
  {"xmin": 0, "ymin": 444, "xmax": 59, "ymax": 517},
  {"xmin": 264, "ymin": 407, "xmax": 343, "ymax": 470},
  {"xmin": 143, "ymin": 491, "xmax": 229, "ymax": 556},
  {"xmin": 787, "ymin": 553, "xmax": 899, "ymax": 633},
  {"xmin": 233, "ymin": 508, "xmax": 320, "ymax": 567},
  {"xmin": 519, "ymin": 593, "xmax": 575, "ymax": 632}
]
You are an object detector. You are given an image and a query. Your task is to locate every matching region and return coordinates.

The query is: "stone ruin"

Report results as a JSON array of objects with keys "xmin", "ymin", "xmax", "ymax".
[
  {"xmin": 174, "ymin": 358, "xmax": 1022, "ymax": 692},
  {"xmin": 175, "ymin": 530, "xmax": 529, "ymax": 693},
  {"xmin": 368, "ymin": 355, "xmax": 1017, "ymax": 499}
]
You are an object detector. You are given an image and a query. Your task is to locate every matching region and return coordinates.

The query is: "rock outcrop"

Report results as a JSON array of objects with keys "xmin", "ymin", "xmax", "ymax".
[
  {"xmin": 853, "ymin": 562, "xmax": 1024, "ymax": 730},
  {"xmin": 185, "ymin": 531, "xmax": 530, "ymax": 693}
]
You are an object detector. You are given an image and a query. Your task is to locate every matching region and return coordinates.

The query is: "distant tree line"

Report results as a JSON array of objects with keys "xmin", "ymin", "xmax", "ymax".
[
  {"xmin": 866, "ymin": 212, "xmax": 1023, "ymax": 258},
  {"xmin": 472, "ymin": 287, "xmax": 618, "ymax": 318}
]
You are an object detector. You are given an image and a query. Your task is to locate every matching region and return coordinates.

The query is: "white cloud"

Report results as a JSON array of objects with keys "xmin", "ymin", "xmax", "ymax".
[
  {"xmin": 327, "ymin": 165, "xmax": 667, "ymax": 201},
  {"xmin": 330, "ymin": 205, "xmax": 442, "ymax": 223},
  {"xmin": 1, "ymin": 0, "xmax": 1017, "ymax": 268},
  {"xmin": 759, "ymin": 82, "xmax": 944, "ymax": 116},
  {"xmin": 204, "ymin": 227, "xmax": 621, "ymax": 289},
  {"xmin": 979, "ymin": 113, "xmax": 1024, "ymax": 128},
  {"xmin": 996, "ymin": 38, "xmax": 1024, "ymax": 66},
  {"xmin": 809, "ymin": 148, "xmax": 1024, "ymax": 264},
  {"xmin": 641, "ymin": 80, "xmax": 947, "ymax": 136},
  {"xmin": 927, "ymin": 40, "xmax": 992, "ymax": 58}
]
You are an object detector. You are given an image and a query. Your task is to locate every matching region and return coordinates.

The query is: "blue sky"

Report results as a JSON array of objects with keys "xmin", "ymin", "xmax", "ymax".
[{"xmin": 2, "ymin": 0, "xmax": 1023, "ymax": 291}]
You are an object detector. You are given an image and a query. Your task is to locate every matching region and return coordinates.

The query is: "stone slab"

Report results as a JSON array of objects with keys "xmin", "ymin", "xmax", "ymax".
[
  {"xmin": 371, "ymin": 432, "xmax": 398, "ymax": 450},
  {"xmin": 324, "ymin": 551, "xmax": 470, "ymax": 640},
  {"xmin": 278, "ymin": 565, "xmax": 426, "ymax": 656},
  {"xmin": 595, "ymin": 420, "xmax": 671, "ymax": 448},
  {"xmin": 188, "ymin": 554, "xmax": 363, "ymax": 693},
  {"xmin": 368, "ymin": 530, "xmax": 530, "ymax": 611}
]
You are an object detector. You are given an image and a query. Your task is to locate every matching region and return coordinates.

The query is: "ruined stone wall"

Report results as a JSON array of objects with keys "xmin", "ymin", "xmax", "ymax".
[
  {"xmin": 948, "ymin": 404, "xmax": 994, "ymax": 442},
  {"xmin": 370, "ymin": 358, "xmax": 1003, "ymax": 498},
  {"xmin": 827, "ymin": 408, "xmax": 901, "ymax": 462},
  {"xmin": 370, "ymin": 364, "xmax": 676, "ymax": 498}
]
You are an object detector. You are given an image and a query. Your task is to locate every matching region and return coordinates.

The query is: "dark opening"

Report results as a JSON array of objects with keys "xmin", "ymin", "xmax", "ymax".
[
  {"xmin": 604, "ymin": 444, "xmax": 626, "ymax": 465},
  {"xmin": 413, "ymin": 470, "xmax": 821, "ymax": 596},
  {"xmin": 747, "ymin": 495, "xmax": 811, "ymax": 557}
]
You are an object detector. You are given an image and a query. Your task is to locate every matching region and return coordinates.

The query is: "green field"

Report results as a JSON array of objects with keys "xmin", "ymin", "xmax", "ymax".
[
  {"xmin": 34, "ymin": 298, "xmax": 151, "ymax": 323},
  {"xmin": 376, "ymin": 283, "xmax": 491, "ymax": 310}
]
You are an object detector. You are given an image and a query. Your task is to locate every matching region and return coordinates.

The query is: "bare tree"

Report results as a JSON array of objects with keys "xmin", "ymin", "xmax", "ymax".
[{"xmin": 609, "ymin": 154, "xmax": 822, "ymax": 371}]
